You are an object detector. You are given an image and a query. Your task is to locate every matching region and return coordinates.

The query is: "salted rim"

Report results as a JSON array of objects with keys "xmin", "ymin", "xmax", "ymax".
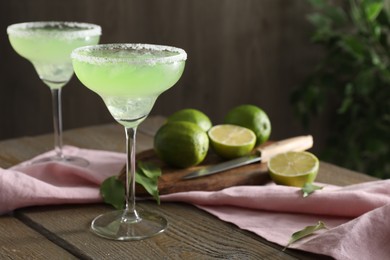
[
  {"xmin": 7, "ymin": 21, "xmax": 102, "ymax": 39},
  {"xmin": 71, "ymin": 43, "xmax": 187, "ymax": 65}
]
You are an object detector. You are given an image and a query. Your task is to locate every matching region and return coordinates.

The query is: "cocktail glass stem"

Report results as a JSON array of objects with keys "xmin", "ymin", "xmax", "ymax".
[
  {"xmin": 33, "ymin": 86, "xmax": 88, "ymax": 166},
  {"xmin": 89, "ymin": 122, "xmax": 167, "ymax": 240},
  {"xmin": 32, "ymin": 86, "xmax": 88, "ymax": 166},
  {"xmin": 51, "ymin": 88, "xmax": 64, "ymax": 159},
  {"xmin": 125, "ymin": 126, "xmax": 138, "ymax": 216}
]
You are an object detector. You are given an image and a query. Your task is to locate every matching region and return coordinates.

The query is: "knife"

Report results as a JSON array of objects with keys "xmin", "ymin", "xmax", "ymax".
[{"xmin": 182, "ymin": 135, "xmax": 313, "ymax": 180}]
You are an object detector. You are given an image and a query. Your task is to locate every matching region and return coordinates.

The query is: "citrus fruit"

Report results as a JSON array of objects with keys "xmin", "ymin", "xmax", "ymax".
[
  {"xmin": 167, "ymin": 108, "xmax": 212, "ymax": 132},
  {"xmin": 154, "ymin": 121, "xmax": 209, "ymax": 168},
  {"xmin": 208, "ymin": 124, "xmax": 256, "ymax": 159},
  {"xmin": 267, "ymin": 151, "xmax": 319, "ymax": 187},
  {"xmin": 224, "ymin": 104, "xmax": 271, "ymax": 145}
]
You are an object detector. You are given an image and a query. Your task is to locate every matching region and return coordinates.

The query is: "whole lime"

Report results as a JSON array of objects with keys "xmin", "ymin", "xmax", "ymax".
[
  {"xmin": 154, "ymin": 121, "xmax": 209, "ymax": 168},
  {"xmin": 167, "ymin": 108, "xmax": 212, "ymax": 132},
  {"xmin": 224, "ymin": 104, "xmax": 271, "ymax": 145}
]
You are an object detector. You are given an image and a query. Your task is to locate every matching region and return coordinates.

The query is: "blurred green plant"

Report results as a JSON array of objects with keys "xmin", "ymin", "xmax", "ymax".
[{"xmin": 291, "ymin": 0, "xmax": 390, "ymax": 178}]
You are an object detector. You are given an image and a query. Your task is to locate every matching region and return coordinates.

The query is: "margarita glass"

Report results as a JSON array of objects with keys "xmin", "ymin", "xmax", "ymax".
[
  {"xmin": 71, "ymin": 43, "xmax": 187, "ymax": 240},
  {"xmin": 7, "ymin": 21, "xmax": 101, "ymax": 166}
]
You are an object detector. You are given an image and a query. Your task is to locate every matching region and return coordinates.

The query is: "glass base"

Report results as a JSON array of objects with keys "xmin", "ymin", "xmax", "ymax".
[
  {"xmin": 91, "ymin": 208, "xmax": 167, "ymax": 240},
  {"xmin": 32, "ymin": 155, "xmax": 89, "ymax": 167}
]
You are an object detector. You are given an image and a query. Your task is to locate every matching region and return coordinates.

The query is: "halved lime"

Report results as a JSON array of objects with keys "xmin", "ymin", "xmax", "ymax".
[
  {"xmin": 208, "ymin": 124, "xmax": 256, "ymax": 159},
  {"xmin": 267, "ymin": 151, "xmax": 319, "ymax": 187},
  {"xmin": 224, "ymin": 104, "xmax": 271, "ymax": 145}
]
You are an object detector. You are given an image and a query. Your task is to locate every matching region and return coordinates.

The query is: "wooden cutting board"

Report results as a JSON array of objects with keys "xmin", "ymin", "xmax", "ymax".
[{"xmin": 119, "ymin": 148, "xmax": 271, "ymax": 196}]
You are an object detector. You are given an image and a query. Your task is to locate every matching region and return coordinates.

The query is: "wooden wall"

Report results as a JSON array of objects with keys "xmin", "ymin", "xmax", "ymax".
[{"xmin": 0, "ymin": 0, "xmax": 327, "ymax": 152}]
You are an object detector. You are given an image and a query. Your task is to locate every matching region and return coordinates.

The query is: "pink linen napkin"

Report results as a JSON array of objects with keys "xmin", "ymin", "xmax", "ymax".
[
  {"xmin": 0, "ymin": 146, "xmax": 125, "ymax": 214},
  {"xmin": 161, "ymin": 181, "xmax": 390, "ymax": 259}
]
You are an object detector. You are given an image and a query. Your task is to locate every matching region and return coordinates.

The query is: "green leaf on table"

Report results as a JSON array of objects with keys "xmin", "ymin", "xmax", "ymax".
[
  {"xmin": 301, "ymin": 182, "xmax": 323, "ymax": 197},
  {"xmin": 135, "ymin": 161, "xmax": 161, "ymax": 204},
  {"xmin": 100, "ymin": 161, "xmax": 162, "ymax": 209},
  {"xmin": 137, "ymin": 161, "xmax": 161, "ymax": 179},
  {"xmin": 100, "ymin": 176, "xmax": 125, "ymax": 210},
  {"xmin": 283, "ymin": 221, "xmax": 328, "ymax": 250}
]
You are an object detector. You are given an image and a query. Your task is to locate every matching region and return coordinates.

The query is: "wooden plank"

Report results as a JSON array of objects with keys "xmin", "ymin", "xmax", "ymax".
[
  {"xmin": 16, "ymin": 203, "xmax": 301, "ymax": 260},
  {"xmin": 0, "ymin": 116, "xmax": 165, "ymax": 168},
  {"xmin": 317, "ymin": 161, "xmax": 377, "ymax": 186},
  {"xmin": 0, "ymin": 215, "xmax": 77, "ymax": 259}
]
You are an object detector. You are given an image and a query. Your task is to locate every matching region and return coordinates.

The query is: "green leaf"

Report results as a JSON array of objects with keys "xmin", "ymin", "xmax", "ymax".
[
  {"xmin": 370, "ymin": 49, "xmax": 382, "ymax": 67},
  {"xmin": 350, "ymin": 0, "xmax": 363, "ymax": 25},
  {"xmin": 137, "ymin": 161, "xmax": 161, "ymax": 179},
  {"xmin": 307, "ymin": 13, "xmax": 330, "ymax": 28},
  {"xmin": 324, "ymin": 5, "xmax": 348, "ymax": 27},
  {"xmin": 338, "ymin": 83, "xmax": 354, "ymax": 114},
  {"xmin": 354, "ymin": 69, "xmax": 376, "ymax": 96},
  {"xmin": 301, "ymin": 183, "xmax": 323, "ymax": 197},
  {"xmin": 338, "ymin": 35, "xmax": 366, "ymax": 61},
  {"xmin": 283, "ymin": 221, "xmax": 328, "ymax": 250},
  {"xmin": 373, "ymin": 23, "xmax": 382, "ymax": 38},
  {"xmin": 338, "ymin": 97, "xmax": 353, "ymax": 114},
  {"xmin": 365, "ymin": 2, "xmax": 383, "ymax": 21},
  {"xmin": 100, "ymin": 161, "xmax": 162, "ymax": 209},
  {"xmin": 135, "ymin": 162, "xmax": 161, "ymax": 204},
  {"xmin": 100, "ymin": 176, "xmax": 125, "ymax": 210}
]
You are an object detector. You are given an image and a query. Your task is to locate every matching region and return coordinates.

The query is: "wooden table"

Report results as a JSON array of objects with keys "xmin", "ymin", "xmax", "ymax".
[{"xmin": 0, "ymin": 116, "xmax": 377, "ymax": 259}]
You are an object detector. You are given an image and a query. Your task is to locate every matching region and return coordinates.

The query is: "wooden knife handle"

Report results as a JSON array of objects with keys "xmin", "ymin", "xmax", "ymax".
[{"xmin": 255, "ymin": 135, "xmax": 313, "ymax": 163}]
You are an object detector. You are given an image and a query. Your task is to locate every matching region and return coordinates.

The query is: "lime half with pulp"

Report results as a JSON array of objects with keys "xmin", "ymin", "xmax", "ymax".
[
  {"xmin": 224, "ymin": 104, "xmax": 271, "ymax": 145},
  {"xmin": 267, "ymin": 151, "xmax": 319, "ymax": 187},
  {"xmin": 208, "ymin": 124, "xmax": 256, "ymax": 159}
]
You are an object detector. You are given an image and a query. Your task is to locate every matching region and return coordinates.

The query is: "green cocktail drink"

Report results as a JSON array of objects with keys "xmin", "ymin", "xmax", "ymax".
[
  {"xmin": 71, "ymin": 44, "xmax": 187, "ymax": 240},
  {"xmin": 72, "ymin": 44, "xmax": 185, "ymax": 127},
  {"xmin": 8, "ymin": 22, "xmax": 101, "ymax": 89},
  {"xmin": 7, "ymin": 22, "xmax": 101, "ymax": 165}
]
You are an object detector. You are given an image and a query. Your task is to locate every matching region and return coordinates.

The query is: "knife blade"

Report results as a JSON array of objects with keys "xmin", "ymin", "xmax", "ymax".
[{"xmin": 182, "ymin": 135, "xmax": 313, "ymax": 180}]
